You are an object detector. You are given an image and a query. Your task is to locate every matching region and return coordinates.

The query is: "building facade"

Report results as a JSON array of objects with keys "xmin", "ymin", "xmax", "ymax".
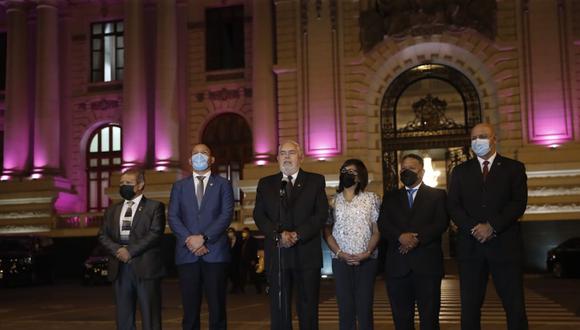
[{"xmin": 0, "ymin": 0, "xmax": 579, "ymax": 270}]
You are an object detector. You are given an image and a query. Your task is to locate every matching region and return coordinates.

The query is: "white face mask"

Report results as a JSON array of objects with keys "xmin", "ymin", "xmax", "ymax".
[{"xmin": 471, "ymin": 138, "xmax": 491, "ymax": 158}]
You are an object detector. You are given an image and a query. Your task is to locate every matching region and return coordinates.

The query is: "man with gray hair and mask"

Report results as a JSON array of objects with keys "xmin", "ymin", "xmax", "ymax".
[{"xmin": 254, "ymin": 140, "xmax": 329, "ymax": 330}]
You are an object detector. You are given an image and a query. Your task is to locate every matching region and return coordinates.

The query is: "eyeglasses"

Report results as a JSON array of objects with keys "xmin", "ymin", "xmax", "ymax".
[
  {"xmin": 340, "ymin": 168, "xmax": 358, "ymax": 175},
  {"xmin": 279, "ymin": 150, "xmax": 298, "ymax": 157}
]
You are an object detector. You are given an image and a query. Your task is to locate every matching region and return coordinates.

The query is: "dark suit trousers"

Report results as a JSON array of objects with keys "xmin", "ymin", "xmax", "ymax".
[
  {"xmin": 114, "ymin": 263, "xmax": 162, "ymax": 330},
  {"xmin": 178, "ymin": 261, "xmax": 228, "ymax": 330},
  {"xmin": 332, "ymin": 258, "xmax": 377, "ymax": 330},
  {"xmin": 268, "ymin": 267, "xmax": 321, "ymax": 330},
  {"xmin": 386, "ymin": 271, "xmax": 441, "ymax": 330},
  {"xmin": 459, "ymin": 258, "xmax": 528, "ymax": 330}
]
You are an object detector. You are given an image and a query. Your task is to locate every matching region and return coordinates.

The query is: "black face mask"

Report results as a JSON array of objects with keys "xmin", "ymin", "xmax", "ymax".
[
  {"xmin": 119, "ymin": 185, "xmax": 136, "ymax": 200},
  {"xmin": 340, "ymin": 172, "xmax": 357, "ymax": 189},
  {"xmin": 400, "ymin": 169, "xmax": 418, "ymax": 187}
]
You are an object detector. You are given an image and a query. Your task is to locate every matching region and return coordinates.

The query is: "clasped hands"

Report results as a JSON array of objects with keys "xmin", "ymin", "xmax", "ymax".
[
  {"xmin": 115, "ymin": 247, "xmax": 131, "ymax": 263},
  {"xmin": 277, "ymin": 230, "xmax": 299, "ymax": 248},
  {"xmin": 337, "ymin": 249, "xmax": 372, "ymax": 266},
  {"xmin": 186, "ymin": 235, "xmax": 209, "ymax": 256},
  {"xmin": 471, "ymin": 222, "xmax": 495, "ymax": 243},
  {"xmin": 398, "ymin": 232, "xmax": 419, "ymax": 255}
]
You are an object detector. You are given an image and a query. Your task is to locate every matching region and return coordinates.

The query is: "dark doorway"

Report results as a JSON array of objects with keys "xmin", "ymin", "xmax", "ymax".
[{"xmin": 201, "ymin": 113, "xmax": 253, "ymax": 206}]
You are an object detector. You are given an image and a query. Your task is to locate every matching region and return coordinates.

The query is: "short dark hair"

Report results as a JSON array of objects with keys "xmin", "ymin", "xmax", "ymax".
[
  {"xmin": 401, "ymin": 153, "xmax": 424, "ymax": 168},
  {"xmin": 337, "ymin": 158, "xmax": 368, "ymax": 195},
  {"xmin": 122, "ymin": 167, "xmax": 145, "ymax": 184}
]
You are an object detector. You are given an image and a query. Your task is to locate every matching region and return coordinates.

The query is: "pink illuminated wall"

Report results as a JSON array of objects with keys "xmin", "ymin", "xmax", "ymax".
[
  {"xmin": 523, "ymin": 1, "xmax": 573, "ymax": 146},
  {"xmin": 302, "ymin": 1, "xmax": 342, "ymax": 157}
]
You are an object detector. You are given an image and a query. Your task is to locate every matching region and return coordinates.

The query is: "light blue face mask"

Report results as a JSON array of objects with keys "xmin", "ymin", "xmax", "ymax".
[
  {"xmin": 471, "ymin": 138, "xmax": 491, "ymax": 158},
  {"xmin": 192, "ymin": 153, "xmax": 209, "ymax": 171}
]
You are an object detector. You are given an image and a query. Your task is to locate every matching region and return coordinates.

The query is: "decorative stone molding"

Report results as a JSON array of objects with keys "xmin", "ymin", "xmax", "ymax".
[
  {"xmin": 528, "ymin": 187, "xmax": 580, "ymax": 197},
  {"xmin": 526, "ymin": 204, "xmax": 580, "ymax": 214}
]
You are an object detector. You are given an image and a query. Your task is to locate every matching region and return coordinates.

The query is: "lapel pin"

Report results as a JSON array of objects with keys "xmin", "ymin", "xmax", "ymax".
[
  {"xmin": 297, "ymin": 183, "xmax": 302, "ymax": 188},
  {"xmin": 138, "ymin": 207, "xmax": 143, "ymax": 212},
  {"xmin": 209, "ymin": 182, "xmax": 214, "ymax": 187}
]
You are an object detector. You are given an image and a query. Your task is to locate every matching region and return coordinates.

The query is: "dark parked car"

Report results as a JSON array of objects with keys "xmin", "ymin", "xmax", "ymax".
[
  {"xmin": 0, "ymin": 235, "xmax": 54, "ymax": 286},
  {"xmin": 82, "ymin": 244, "xmax": 111, "ymax": 285},
  {"xmin": 547, "ymin": 237, "xmax": 580, "ymax": 278}
]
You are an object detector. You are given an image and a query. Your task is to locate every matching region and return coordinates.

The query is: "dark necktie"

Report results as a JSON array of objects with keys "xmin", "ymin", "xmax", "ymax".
[
  {"xmin": 286, "ymin": 175, "xmax": 293, "ymax": 199},
  {"xmin": 482, "ymin": 160, "xmax": 490, "ymax": 182},
  {"xmin": 124, "ymin": 200, "xmax": 134, "ymax": 217},
  {"xmin": 407, "ymin": 188, "xmax": 417, "ymax": 208},
  {"xmin": 196, "ymin": 176, "xmax": 205, "ymax": 206},
  {"xmin": 120, "ymin": 201, "xmax": 134, "ymax": 244}
]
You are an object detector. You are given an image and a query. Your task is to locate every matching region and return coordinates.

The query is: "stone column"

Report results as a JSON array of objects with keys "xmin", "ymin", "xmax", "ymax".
[
  {"xmin": 2, "ymin": 1, "xmax": 30, "ymax": 177},
  {"xmin": 154, "ymin": 0, "xmax": 180, "ymax": 167},
  {"xmin": 33, "ymin": 0, "xmax": 60, "ymax": 173},
  {"xmin": 122, "ymin": 0, "xmax": 148, "ymax": 166},
  {"xmin": 252, "ymin": 0, "xmax": 277, "ymax": 162}
]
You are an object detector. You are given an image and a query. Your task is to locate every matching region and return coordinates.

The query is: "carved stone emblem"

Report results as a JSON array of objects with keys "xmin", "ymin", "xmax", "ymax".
[{"xmin": 360, "ymin": 0, "xmax": 497, "ymax": 52}]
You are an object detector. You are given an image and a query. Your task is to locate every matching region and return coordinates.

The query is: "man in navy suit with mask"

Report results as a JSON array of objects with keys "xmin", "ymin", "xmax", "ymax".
[
  {"xmin": 169, "ymin": 143, "xmax": 234, "ymax": 330},
  {"xmin": 448, "ymin": 123, "xmax": 528, "ymax": 330}
]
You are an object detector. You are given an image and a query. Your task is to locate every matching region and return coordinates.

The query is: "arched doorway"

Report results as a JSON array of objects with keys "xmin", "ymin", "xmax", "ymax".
[
  {"xmin": 380, "ymin": 64, "xmax": 483, "ymax": 259},
  {"xmin": 201, "ymin": 113, "xmax": 253, "ymax": 206},
  {"xmin": 380, "ymin": 63, "xmax": 482, "ymax": 193}
]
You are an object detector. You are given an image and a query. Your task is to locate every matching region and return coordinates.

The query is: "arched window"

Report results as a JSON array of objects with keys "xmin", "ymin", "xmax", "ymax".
[
  {"xmin": 86, "ymin": 124, "xmax": 122, "ymax": 211},
  {"xmin": 202, "ymin": 114, "xmax": 252, "ymax": 204}
]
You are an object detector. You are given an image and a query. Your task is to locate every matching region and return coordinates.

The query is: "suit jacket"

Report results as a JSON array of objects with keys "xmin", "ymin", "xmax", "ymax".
[
  {"xmin": 98, "ymin": 196, "xmax": 167, "ymax": 281},
  {"xmin": 168, "ymin": 174, "xmax": 234, "ymax": 265},
  {"xmin": 253, "ymin": 169, "xmax": 329, "ymax": 270},
  {"xmin": 447, "ymin": 154, "xmax": 528, "ymax": 262},
  {"xmin": 379, "ymin": 184, "xmax": 449, "ymax": 277}
]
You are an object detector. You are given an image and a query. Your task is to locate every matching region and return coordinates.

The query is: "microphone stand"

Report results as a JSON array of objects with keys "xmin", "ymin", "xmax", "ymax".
[{"xmin": 277, "ymin": 181, "xmax": 288, "ymax": 328}]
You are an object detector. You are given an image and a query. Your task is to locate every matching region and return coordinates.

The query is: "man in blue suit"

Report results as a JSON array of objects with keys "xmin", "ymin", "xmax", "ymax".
[{"xmin": 169, "ymin": 143, "xmax": 234, "ymax": 330}]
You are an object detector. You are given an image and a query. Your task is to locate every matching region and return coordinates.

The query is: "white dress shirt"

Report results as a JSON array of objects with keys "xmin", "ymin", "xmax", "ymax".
[
  {"xmin": 119, "ymin": 194, "xmax": 143, "ymax": 237},
  {"xmin": 477, "ymin": 152, "xmax": 497, "ymax": 172}
]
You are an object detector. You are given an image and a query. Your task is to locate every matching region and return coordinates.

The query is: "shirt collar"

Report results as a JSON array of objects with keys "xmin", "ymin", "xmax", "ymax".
[
  {"xmin": 283, "ymin": 169, "xmax": 299, "ymax": 181},
  {"xmin": 193, "ymin": 171, "xmax": 211, "ymax": 180},
  {"xmin": 405, "ymin": 182, "xmax": 422, "ymax": 191},
  {"xmin": 125, "ymin": 193, "xmax": 143, "ymax": 206},
  {"xmin": 477, "ymin": 152, "xmax": 497, "ymax": 167}
]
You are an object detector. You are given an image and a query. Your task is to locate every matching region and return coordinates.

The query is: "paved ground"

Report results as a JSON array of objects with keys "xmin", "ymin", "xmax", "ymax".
[{"xmin": 1, "ymin": 275, "xmax": 580, "ymax": 329}]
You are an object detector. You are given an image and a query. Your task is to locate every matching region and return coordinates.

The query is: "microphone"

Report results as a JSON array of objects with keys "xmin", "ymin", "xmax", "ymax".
[{"xmin": 280, "ymin": 177, "xmax": 288, "ymax": 198}]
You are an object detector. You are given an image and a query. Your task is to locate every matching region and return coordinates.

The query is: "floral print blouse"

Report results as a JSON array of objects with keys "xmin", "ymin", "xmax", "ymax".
[{"xmin": 328, "ymin": 191, "xmax": 380, "ymax": 259}]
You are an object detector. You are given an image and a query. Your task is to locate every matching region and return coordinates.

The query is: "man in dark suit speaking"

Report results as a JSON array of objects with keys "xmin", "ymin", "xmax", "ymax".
[
  {"xmin": 253, "ymin": 140, "xmax": 329, "ymax": 330},
  {"xmin": 447, "ymin": 123, "xmax": 528, "ymax": 330},
  {"xmin": 99, "ymin": 168, "xmax": 166, "ymax": 330},
  {"xmin": 378, "ymin": 154, "xmax": 448, "ymax": 330},
  {"xmin": 169, "ymin": 143, "xmax": 234, "ymax": 330}
]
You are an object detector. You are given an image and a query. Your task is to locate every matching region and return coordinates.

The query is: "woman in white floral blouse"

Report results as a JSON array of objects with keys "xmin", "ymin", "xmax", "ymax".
[{"xmin": 324, "ymin": 158, "xmax": 381, "ymax": 330}]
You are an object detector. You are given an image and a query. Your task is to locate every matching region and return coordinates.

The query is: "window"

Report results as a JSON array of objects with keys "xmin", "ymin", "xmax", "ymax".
[
  {"xmin": 205, "ymin": 5, "xmax": 245, "ymax": 71},
  {"xmin": 87, "ymin": 124, "xmax": 122, "ymax": 211},
  {"xmin": 0, "ymin": 32, "xmax": 6, "ymax": 90},
  {"xmin": 91, "ymin": 21, "xmax": 124, "ymax": 83}
]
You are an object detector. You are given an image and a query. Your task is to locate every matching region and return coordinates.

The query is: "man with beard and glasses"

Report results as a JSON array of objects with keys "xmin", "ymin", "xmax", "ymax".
[
  {"xmin": 253, "ymin": 140, "xmax": 329, "ymax": 330},
  {"xmin": 378, "ymin": 154, "xmax": 449, "ymax": 330}
]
